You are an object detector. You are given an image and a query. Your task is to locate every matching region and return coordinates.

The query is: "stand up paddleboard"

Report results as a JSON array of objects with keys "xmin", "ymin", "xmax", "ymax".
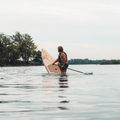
[{"xmin": 42, "ymin": 49, "xmax": 61, "ymax": 74}]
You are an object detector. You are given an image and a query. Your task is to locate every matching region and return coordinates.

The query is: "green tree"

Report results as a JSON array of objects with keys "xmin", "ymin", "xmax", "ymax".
[
  {"xmin": 8, "ymin": 42, "xmax": 20, "ymax": 65},
  {"xmin": 0, "ymin": 33, "xmax": 12, "ymax": 66},
  {"xmin": 32, "ymin": 50, "xmax": 42, "ymax": 65},
  {"xmin": 11, "ymin": 32, "xmax": 37, "ymax": 64},
  {"xmin": 21, "ymin": 34, "xmax": 37, "ymax": 63},
  {"xmin": 0, "ymin": 34, "xmax": 4, "ymax": 65}
]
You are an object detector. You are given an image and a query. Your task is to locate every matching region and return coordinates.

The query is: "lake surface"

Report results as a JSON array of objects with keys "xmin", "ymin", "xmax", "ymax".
[{"xmin": 0, "ymin": 65, "xmax": 120, "ymax": 120}]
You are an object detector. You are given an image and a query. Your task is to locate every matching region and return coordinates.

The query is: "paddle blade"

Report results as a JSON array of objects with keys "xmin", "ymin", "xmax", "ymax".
[{"xmin": 84, "ymin": 72, "xmax": 93, "ymax": 75}]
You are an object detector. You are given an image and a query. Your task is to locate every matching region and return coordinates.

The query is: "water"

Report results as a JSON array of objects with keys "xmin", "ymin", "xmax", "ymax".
[{"xmin": 0, "ymin": 65, "xmax": 120, "ymax": 120}]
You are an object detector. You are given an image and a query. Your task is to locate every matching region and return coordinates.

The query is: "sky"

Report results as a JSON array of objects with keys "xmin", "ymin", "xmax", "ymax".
[{"xmin": 0, "ymin": 0, "xmax": 120, "ymax": 60}]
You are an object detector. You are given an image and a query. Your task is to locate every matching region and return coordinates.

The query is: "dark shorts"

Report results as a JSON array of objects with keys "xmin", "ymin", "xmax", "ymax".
[{"xmin": 62, "ymin": 64, "xmax": 68, "ymax": 72}]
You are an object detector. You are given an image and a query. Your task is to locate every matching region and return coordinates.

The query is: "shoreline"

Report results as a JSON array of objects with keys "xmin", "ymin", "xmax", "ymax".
[{"xmin": 0, "ymin": 64, "xmax": 44, "ymax": 67}]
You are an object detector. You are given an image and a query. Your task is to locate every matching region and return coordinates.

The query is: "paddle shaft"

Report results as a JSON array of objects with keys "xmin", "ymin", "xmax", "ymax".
[
  {"xmin": 54, "ymin": 64, "xmax": 85, "ymax": 74},
  {"xmin": 54, "ymin": 64, "xmax": 91, "ymax": 74},
  {"xmin": 67, "ymin": 68, "xmax": 84, "ymax": 74}
]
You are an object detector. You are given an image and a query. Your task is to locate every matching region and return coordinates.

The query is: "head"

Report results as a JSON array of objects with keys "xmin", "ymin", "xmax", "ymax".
[{"xmin": 58, "ymin": 46, "xmax": 63, "ymax": 52}]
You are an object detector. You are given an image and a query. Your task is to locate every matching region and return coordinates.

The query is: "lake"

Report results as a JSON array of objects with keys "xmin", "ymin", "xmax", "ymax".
[{"xmin": 0, "ymin": 65, "xmax": 120, "ymax": 120}]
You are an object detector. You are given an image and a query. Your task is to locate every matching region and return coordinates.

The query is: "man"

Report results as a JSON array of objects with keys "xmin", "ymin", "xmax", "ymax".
[{"xmin": 52, "ymin": 46, "xmax": 68, "ymax": 75}]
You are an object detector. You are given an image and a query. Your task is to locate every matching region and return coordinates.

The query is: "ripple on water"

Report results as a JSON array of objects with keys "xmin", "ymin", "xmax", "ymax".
[{"xmin": 0, "ymin": 65, "xmax": 120, "ymax": 120}]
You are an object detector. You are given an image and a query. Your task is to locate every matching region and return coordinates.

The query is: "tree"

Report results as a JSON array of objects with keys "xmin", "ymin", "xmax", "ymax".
[
  {"xmin": 0, "ymin": 32, "xmax": 38, "ymax": 66},
  {"xmin": 8, "ymin": 42, "xmax": 20, "ymax": 65},
  {"xmin": 32, "ymin": 50, "xmax": 42, "ymax": 65},
  {"xmin": 21, "ymin": 34, "xmax": 37, "ymax": 63},
  {"xmin": 0, "ymin": 33, "xmax": 12, "ymax": 66},
  {"xmin": 11, "ymin": 32, "xmax": 37, "ymax": 64},
  {"xmin": 0, "ymin": 34, "xmax": 4, "ymax": 65}
]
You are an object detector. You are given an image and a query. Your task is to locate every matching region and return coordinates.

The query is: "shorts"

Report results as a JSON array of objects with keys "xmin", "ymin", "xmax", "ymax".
[{"xmin": 62, "ymin": 64, "xmax": 68, "ymax": 72}]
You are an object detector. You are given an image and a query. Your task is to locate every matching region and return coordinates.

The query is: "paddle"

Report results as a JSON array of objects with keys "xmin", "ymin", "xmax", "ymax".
[
  {"xmin": 54, "ymin": 64, "xmax": 93, "ymax": 75},
  {"xmin": 67, "ymin": 68, "xmax": 93, "ymax": 75}
]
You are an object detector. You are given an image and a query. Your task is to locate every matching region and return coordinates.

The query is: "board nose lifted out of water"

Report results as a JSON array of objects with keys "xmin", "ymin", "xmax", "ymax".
[
  {"xmin": 42, "ymin": 48, "xmax": 93, "ymax": 75},
  {"xmin": 42, "ymin": 49, "xmax": 61, "ymax": 74}
]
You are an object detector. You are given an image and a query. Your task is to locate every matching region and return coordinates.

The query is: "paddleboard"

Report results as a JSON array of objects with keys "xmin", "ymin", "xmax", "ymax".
[{"xmin": 41, "ymin": 49, "xmax": 61, "ymax": 74}]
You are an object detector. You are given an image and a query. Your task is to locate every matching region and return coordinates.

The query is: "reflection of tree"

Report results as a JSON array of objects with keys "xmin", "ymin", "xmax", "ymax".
[{"xmin": 41, "ymin": 75, "xmax": 69, "ymax": 111}]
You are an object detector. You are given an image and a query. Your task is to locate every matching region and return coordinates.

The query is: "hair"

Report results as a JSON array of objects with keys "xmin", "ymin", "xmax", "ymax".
[{"xmin": 58, "ymin": 46, "xmax": 63, "ymax": 52}]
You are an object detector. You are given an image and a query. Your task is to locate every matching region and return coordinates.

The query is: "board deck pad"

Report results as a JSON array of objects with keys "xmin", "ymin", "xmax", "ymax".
[
  {"xmin": 47, "ymin": 64, "xmax": 61, "ymax": 74},
  {"xmin": 42, "ymin": 49, "xmax": 61, "ymax": 74}
]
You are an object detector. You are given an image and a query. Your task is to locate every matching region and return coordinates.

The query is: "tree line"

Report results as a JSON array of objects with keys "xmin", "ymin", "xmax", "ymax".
[
  {"xmin": 0, "ymin": 32, "xmax": 42, "ymax": 66},
  {"xmin": 68, "ymin": 58, "xmax": 112, "ymax": 64},
  {"xmin": 1, "ymin": 32, "xmax": 119, "ymax": 66},
  {"xmin": 100, "ymin": 60, "xmax": 120, "ymax": 65}
]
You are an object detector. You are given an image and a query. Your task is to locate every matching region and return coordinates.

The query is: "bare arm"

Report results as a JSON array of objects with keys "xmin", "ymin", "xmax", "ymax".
[{"xmin": 52, "ymin": 58, "xmax": 59, "ymax": 65}]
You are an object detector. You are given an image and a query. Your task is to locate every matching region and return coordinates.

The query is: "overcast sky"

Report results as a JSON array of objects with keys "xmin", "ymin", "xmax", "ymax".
[{"xmin": 1, "ymin": 0, "xmax": 120, "ymax": 60}]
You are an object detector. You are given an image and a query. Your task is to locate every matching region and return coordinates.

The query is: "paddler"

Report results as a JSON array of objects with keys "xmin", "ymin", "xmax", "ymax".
[{"xmin": 52, "ymin": 46, "xmax": 68, "ymax": 75}]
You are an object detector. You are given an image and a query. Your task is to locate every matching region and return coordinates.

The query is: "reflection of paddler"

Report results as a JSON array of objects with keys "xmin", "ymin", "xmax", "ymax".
[
  {"xmin": 41, "ymin": 76, "xmax": 59, "ymax": 92},
  {"xmin": 58, "ymin": 76, "xmax": 69, "ymax": 105},
  {"xmin": 41, "ymin": 75, "xmax": 69, "ymax": 111},
  {"xmin": 59, "ymin": 76, "xmax": 69, "ymax": 89},
  {"xmin": 52, "ymin": 46, "xmax": 69, "ymax": 76}
]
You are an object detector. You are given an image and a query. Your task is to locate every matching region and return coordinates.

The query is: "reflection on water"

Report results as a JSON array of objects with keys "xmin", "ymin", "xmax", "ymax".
[{"xmin": 42, "ymin": 75, "xmax": 69, "ymax": 111}]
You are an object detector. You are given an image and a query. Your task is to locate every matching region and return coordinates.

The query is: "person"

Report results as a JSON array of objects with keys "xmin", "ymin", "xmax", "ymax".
[{"xmin": 52, "ymin": 46, "xmax": 68, "ymax": 75}]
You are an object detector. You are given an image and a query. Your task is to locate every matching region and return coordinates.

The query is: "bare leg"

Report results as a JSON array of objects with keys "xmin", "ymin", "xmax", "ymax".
[
  {"xmin": 58, "ymin": 63, "xmax": 67, "ymax": 75},
  {"xmin": 61, "ymin": 72, "xmax": 67, "ymax": 76}
]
